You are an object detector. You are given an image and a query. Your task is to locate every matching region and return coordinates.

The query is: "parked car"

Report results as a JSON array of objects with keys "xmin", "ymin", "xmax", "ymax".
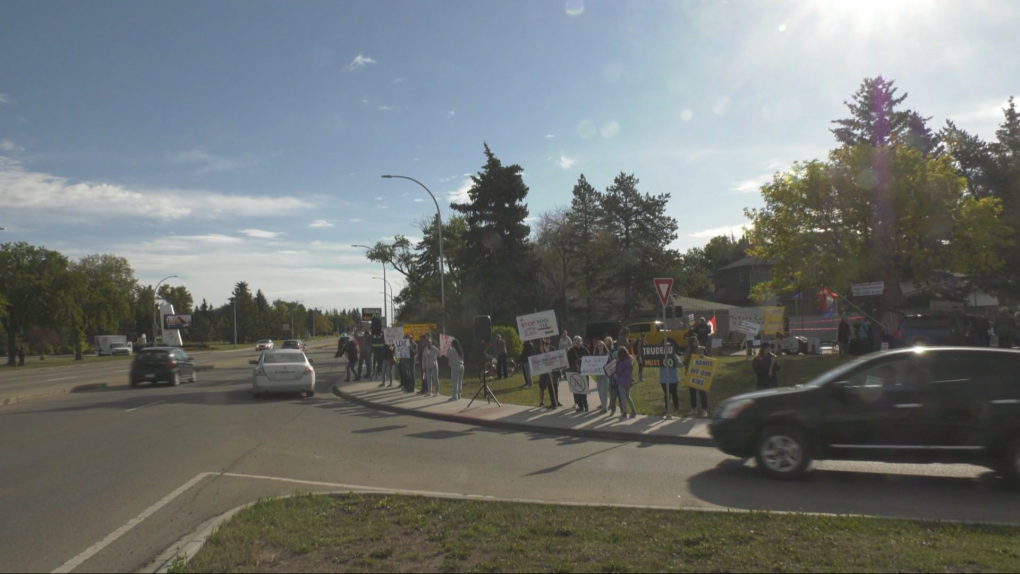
[
  {"xmin": 130, "ymin": 347, "xmax": 197, "ymax": 387},
  {"xmin": 282, "ymin": 339, "xmax": 306, "ymax": 352},
  {"xmin": 250, "ymin": 349, "xmax": 315, "ymax": 398},
  {"xmin": 110, "ymin": 342, "xmax": 133, "ymax": 356},
  {"xmin": 709, "ymin": 347, "xmax": 1020, "ymax": 485},
  {"xmin": 892, "ymin": 314, "xmax": 972, "ymax": 348},
  {"xmin": 256, "ymin": 339, "xmax": 274, "ymax": 351}
]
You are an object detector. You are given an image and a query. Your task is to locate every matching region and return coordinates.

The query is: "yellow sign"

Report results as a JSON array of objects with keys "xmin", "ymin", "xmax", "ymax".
[
  {"xmin": 684, "ymin": 356, "xmax": 717, "ymax": 392},
  {"xmin": 402, "ymin": 323, "xmax": 438, "ymax": 339},
  {"xmin": 764, "ymin": 307, "xmax": 785, "ymax": 335}
]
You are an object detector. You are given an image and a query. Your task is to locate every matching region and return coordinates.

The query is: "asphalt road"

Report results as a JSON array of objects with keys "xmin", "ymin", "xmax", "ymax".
[{"xmin": 1, "ymin": 342, "xmax": 1018, "ymax": 573}]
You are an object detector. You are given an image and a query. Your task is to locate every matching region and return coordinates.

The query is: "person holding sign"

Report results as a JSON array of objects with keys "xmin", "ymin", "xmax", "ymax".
[
  {"xmin": 752, "ymin": 341, "xmax": 781, "ymax": 390},
  {"xmin": 536, "ymin": 339, "xmax": 560, "ymax": 409},
  {"xmin": 448, "ymin": 339, "xmax": 465, "ymax": 401},
  {"xmin": 423, "ymin": 337, "xmax": 441, "ymax": 397},
  {"xmin": 684, "ymin": 335, "xmax": 709, "ymax": 417},
  {"xmin": 615, "ymin": 347, "xmax": 638, "ymax": 419},
  {"xmin": 607, "ymin": 337, "xmax": 625, "ymax": 416},
  {"xmin": 520, "ymin": 340, "xmax": 535, "ymax": 389},
  {"xmin": 659, "ymin": 348, "xmax": 682, "ymax": 416},
  {"xmin": 567, "ymin": 336, "xmax": 590, "ymax": 412},
  {"xmin": 593, "ymin": 339, "xmax": 612, "ymax": 414}
]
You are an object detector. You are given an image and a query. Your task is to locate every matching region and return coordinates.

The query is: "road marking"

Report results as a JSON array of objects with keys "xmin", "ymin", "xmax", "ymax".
[
  {"xmin": 125, "ymin": 400, "xmax": 165, "ymax": 413},
  {"xmin": 51, "ymin": 473, "xmax": 214, "ymax": 574},
  {"xmin": 45, "ymin": 376, "xmax": 76, "ymax": 382}
]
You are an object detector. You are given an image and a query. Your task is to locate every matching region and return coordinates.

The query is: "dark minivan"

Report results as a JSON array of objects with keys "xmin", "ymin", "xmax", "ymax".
[
  {"xmin": 130, "ymin": 347, "xmax": 197, "ymax": 387},
  {"xmin": 710, "ymin": 347, "xmax": 1020, "ymax": 485}
]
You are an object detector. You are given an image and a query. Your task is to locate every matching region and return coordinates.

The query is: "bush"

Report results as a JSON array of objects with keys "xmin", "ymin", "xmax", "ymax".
[
  {"xmin": 42, "ymin": 344, "xmax": 54, "ymax": 356},
  {"xmin": 492, "ymin": 325, "xmax": 523, "ymax": 361},
  {"xmin": 57, "ymin": 345, "xmax": 75, "ymax": 355}
]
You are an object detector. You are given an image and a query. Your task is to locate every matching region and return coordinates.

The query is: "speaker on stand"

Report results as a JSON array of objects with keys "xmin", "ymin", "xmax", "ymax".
[{"xmin": 468, "ymin": 315, "xmax": 500, "ymax": 408}]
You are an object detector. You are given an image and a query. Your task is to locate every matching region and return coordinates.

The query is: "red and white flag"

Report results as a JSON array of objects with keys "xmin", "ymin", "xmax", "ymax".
[{"xmin": 819, "ymin": 287, "xmax": 839, "ymax": 312}]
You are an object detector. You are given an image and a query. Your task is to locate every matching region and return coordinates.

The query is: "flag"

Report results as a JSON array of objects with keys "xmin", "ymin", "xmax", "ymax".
[
  {"xmin": 687, "ymin": 312, "xmax": 695, "ymax": 325},
  {"xmin": 819, "ymin": 287, "xmax": 838, "ymax": 313},
  {"xmin": 709, "ymin": 315, "xmax": 717, "ymax": 336}
]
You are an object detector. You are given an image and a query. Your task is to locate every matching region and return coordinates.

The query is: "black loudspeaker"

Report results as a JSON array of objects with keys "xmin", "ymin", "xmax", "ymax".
[
  {"xmin": 474, "ymin": 315, "xmax": 492, "ymax": 345},
  {"xmin": 371, "ymin": 316, "xmax": 383, "ymax": 336},
  {"xmin": 665, "ymin": 306, "xmax": 675, "ymax": 319}
]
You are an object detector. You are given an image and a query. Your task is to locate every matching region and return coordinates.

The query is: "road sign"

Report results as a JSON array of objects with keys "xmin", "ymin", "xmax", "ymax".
[
  {"xmin": 654, "ymin": 278, "xmax": 674, "ymax": 308},
  {"xmin": 851, "ymin": 282, "xmax": 884, "ymax": 297}
]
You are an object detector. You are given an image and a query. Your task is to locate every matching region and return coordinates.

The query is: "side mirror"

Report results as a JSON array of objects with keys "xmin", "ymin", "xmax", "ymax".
[{"xmin": 249, "ymin": 360, "xmax": 258, "ymax": 365}]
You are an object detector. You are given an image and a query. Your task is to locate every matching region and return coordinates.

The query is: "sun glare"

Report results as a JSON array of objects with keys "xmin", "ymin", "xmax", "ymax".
[{"xmin": 812, "ymin": 0, "xmax": 938, "ymax": 35}]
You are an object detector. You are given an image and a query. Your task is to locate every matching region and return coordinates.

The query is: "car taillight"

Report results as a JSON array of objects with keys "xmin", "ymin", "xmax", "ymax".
[{"xmin": 168, "ymin": 361, "xmax": 177, "ymax": 367}]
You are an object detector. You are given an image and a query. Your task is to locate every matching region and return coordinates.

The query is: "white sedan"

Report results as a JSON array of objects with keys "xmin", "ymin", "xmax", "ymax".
[
  {"xmin": 256, "ymin": 339, "xmax": 274, "ymax": 351},
  {"xmin": 250, "ymin": 350, "xmax": 315, "ymax": 398}
]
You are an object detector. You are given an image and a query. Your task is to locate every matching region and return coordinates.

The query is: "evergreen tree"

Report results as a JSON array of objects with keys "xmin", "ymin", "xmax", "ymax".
[
  {"xmin": 565, "ymin": 174, "xmax": 608, "ymax": 321},
  {"xmin": 830, "ymin": 76, "xmax": 912, "ymax": 148}
]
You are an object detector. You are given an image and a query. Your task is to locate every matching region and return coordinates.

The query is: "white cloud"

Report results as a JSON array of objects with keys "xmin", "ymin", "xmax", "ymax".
[
  {"xmin": 348, "ymin": 218, "xmax": 364, "ymax": 223},
  {"xmin": 446, "ymin": 178, "xmax": 473, "ymax": 203},
  {"xmin": 239, "ymin": 229, "xmax": 283, "ymax": 239},
  {"xmin": 690, "ymin": 223, "xmax": 750, "ymax": 239},
  {"xmin": 439, "ymin": 175, "xmax": 460, "ymax": 182},
  {"xmin": 681, "ymin": 109, "xmax": 693, "ymax": 121},
  {"xmin": 0, "ymin": 93, "xmax": 11, "ymax": 104},
  {"xmin": 731, "ymin": 174, "xmax": 773, "ymax": 194},
  {"xmin": 545, "ymin": 134, "xmax": 555, "ymax": 139},
  {"xmin": 0, "ymin": 156, "xmax": 312, "ymax": 220},
  {"xmin": 393, "ymin": 77, "xmax": 408, "ymax": 83},
  {"xmin": 0, "ymin": 139, "xmax": 22, "ymax": 152},
  {"xmin": 713, "ymin": 96, "xmax": 732, "ymax": 116},
  {"xmin": 600, "ymin": 121, "xmax": 620, "ymax": 139},
  {"xmin": 952, "ymin": 99, "xmax": 1011, "ymax": 123},
  {"xmin": 377, "ymin": 104, "xmax": 404, "ymax": 111},
  {"xmin": 309, "ymin": 220, "xmax": 334, "ymax": 228},
  {"xmin": 558, "ymin": 155, "xmax": 577, "ymax": 170},
  {"xmin": 346, "ymin": 54, "xmax": 377, "ymax": 71},
  {"xmin": 375, "ymin": 196, "xmax": 382, "ymax": 200},
  {"xmin": 447, "ymin": 109, "xmax": 456, "ymax": 117},
  {"xmin": 413, "ymin": 158, "xmax": 420, "ymax": 162},
  {"xmin": 414, "ymin": 198, "xmax": 426, "ymax": 203},
  {"xmin": 170, "ymin": 149, "xmax": 254, "ymax": 175}
]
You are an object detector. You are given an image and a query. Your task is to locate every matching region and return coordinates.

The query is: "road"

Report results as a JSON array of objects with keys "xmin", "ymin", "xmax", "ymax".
[{"xmin": 1, "ymin": 342, "xmax": 1018, "ymax": 573}]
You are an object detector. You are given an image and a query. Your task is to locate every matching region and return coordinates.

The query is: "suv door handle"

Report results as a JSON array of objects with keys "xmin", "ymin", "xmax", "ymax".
[{"xmin": 895, "ymin": 403, "xmax": 923, "ymax": 409}]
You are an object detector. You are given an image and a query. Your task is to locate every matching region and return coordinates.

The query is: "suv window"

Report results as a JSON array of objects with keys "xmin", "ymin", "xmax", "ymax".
[
  {"xmin": 137, "ymin": 350, "xmax": 170, "ymax": 362},
  {"xmin": 628, "ymin": 324, "xmax": 651, "ymax": 334},
  {"xmin": 845, "ymin": 355, "xmax": 919, "ymax": 403}
]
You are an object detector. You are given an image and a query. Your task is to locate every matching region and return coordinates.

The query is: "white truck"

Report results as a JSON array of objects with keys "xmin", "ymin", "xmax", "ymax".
[{"xmin": 95, "ymin": 335, "xmax": 132, "ymax": 356}]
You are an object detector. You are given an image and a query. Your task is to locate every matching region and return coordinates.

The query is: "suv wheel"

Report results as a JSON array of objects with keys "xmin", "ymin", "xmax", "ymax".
[
  {"xmin": 756, "ymin": 425, "xmax": 812, "ymax": 480},
  {"xmin": 171, "ymin": 372, "xmax": 181, "ymax": 386}
]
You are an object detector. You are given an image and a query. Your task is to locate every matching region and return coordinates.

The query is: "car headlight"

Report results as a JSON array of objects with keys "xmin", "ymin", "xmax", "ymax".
[{"xmin": 718, "ymin": 399, "xmax": 755, "ymax": 420}]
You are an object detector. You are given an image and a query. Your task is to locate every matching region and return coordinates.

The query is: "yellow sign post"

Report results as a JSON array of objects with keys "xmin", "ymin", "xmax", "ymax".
[{"xmin": 684, "ymin": 356, "xmax": 717, "ymax": 392}]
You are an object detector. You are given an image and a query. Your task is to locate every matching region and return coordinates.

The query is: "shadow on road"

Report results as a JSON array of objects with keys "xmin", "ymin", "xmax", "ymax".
[{"xmin": 687, "ymin": 460, "xmax": 1020, "ymax": 523}]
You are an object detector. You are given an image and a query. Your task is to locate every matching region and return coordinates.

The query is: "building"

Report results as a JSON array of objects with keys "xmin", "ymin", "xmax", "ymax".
[{"xmin": 708, "ymin": 257, "xmax": 777, "ymax": 307}]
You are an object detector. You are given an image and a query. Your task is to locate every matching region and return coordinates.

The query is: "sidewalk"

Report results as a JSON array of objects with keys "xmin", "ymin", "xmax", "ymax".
[{"xmin": 333, "ymin": 380, "xmax": 715, "ymax": 447}]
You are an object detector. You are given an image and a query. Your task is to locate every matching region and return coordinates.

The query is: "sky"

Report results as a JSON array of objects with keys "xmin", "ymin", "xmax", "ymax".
[{"xmin": 1, "ymin": 0, "xmax": 1018, "ymax": 313}]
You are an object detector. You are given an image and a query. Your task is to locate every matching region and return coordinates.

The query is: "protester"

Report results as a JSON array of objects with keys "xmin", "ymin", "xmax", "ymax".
[
  {"xmin": 345, "ymin": 337, "xmax": 359, "ymax": 382},
  {"xmin": 838, "ymin": 316, "xmax": 851, "ymax": 358},
  {"xmin": 557, "ymin": 330, "xmax": 571, "ymax": 388},
  {"xmin": 378, "ymin": 344, "xmax": 396, "ymax": 388},
  {"xmin": 418, "ymin": 335, "xmax": 431, "ymax": 394},
  {"xmin": 423, "ymin": 337, "xmax": 441, "ymax": 397},
  {"xmin": 659, "ymin": 344, "xmax": 682, "ymax": 416},
  {"xmin": 618, "ymin": 328, "xmax": 633, "ymax": 351},
  {"xmin": 684, "ymin": 335, "xmax": 709, "ymax": 417},
  {"xmin": 607, "ymin": 337, "xmax": 624, "ymax": 416},
  {"xmin": 537, "ymin": 339, "xmax": 556, "ymax": 409},
  {"xmin": 399, "ymin": 335, "xmax": 416, "ymax": 393},
  {"xmin": 970, "ymin": 313, "xmax": 991, "ymax": 347},
  {"xmin": 335, "ymin": 337, "xmax": 345, "ymax": 359},
  {"xmin": 489, "ymin": 334, "xmax": 508, "ymax": 379},
  {"xmin": 593, "ymin": 339, "xmax": 612, "ymax": 414},
  {"xmin": 635, "ymin": 333, "xmax": 647, "ymax": 382},
  {"xmin": 448, "ymin": 339, "xmax": 465, "ymax": 401},
  {"xmin": 693, "ymin": 318, "xmax": 712, "ymax": 357},
  {"xmin": 996, "ymin": 307, "xmax": 1016, "ymax": 349},
  {"xmin": 358, "ymin": 330, "xmax": 373, "ymax": 379},
  {"xmin": 18, "ymin": 346, "xmax": 26, "ymax": 367},
  {"xmin": 521, "ymin": 340, "xmax": 535, "ymax": 388},
  {"xmin": 856, "ymin": 321, "xmax": 871, "ymax": 354},
  {"xmin": 753, "ymin": 341, "xmax": 781, "ymax": 390},
  {"xmin": 567, "ymin": 335, "xmax": 590, "ymax": 412},
  {"xmin": 615, "ymin": 347, "xmax": 638, "ymax": 419}
]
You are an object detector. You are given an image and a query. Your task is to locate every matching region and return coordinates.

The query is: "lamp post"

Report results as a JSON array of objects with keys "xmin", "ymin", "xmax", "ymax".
[
  {"xmin": 373, "ymin": 277, "xmax": 395, "ymax": 323},
  {"xmin": 153, "ymin": 275, "xmax": 178, "ymax": 346},
  {"xmin": 381, "ymin": 174, "xmax": 446, "ymax": 334},
  {"xmin": 354, "ymin": 244, "xmax": 387, "ymax": 324}
]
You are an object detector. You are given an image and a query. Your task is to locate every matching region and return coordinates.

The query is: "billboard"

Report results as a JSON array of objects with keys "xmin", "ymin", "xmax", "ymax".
[
  {"xmin": 163, "ymin": 314, "xmax": 193, "ymax": 330},
  {"xmin": 362, "ymin": 308, "xmax": 383, "ymax": 320}
]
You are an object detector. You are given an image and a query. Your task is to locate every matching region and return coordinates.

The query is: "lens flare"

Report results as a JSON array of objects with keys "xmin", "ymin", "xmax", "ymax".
[
  {"xmin": 565, "ymin": 0, "xmax": 585, "ymax": 17},
  {"xmin": 577, "ymin": 119, "xmax": 597, "ymax": 139},
  {"xmin": 600, "ymin": 121, "xmax": 620, "ymax": 139},
  {"xmin": 779, "ymin": 23, "xmax": 788, "ymax": 32}
]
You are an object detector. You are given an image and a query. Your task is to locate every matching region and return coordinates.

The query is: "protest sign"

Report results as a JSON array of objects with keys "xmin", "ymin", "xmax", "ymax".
[
  {"xmin": 402, "ymin": 324, "xmax": 437, "ymax": 339},
  {"xmin": 395, "ymin": 339, "xmax": 411, "ymax": 359},
  {"xmin": 580, "ymin": 355, "xmax": 609, "ymax": 376},
  {"xmin": 684, "ymin": 356, "xmax": 717, "ymax": 392},
  {"xmin": 383, "ymin": 327, "xmax": 404, "ymax": 345},
  {"xmin": 528, "ymin": 349, "xmax": 569, "ymax": 376},
  {"xmin": 737, "ymin": 320, "xmax": 761, "ymax": 335},
  {"xmin": 567, "ymin": 372, "xmax": 589, "ymax": 394},
  {"xmin": 440, "ymin": 334, "xmax": 453, "ymax": 357},
  {"xmin": 603, "ymin": 359, "xmax": 617, "ymax": 378},
  {"xmin": 516, "ymin": 310, "xmax": 559, "ymax": 341}
]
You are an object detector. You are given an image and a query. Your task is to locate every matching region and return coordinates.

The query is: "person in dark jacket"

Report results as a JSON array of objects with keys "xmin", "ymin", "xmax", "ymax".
[
  {"xmin": 693, "ymin": 318, "xmax": 713, "ymax": 357},
  {"xmin": 17, "ymin": 346, "xmax": 26, "ymax": 367},
  {"xmin": 521, "ymin": 341, "xmax": 535, "ymax": 388},
  {"xmin": 567, "ymin": 336, "xmax": 590, "ymax": 412},
  {"xmin": 344, "ymin": 339, "xmax": 359, "ymax": 382},
  {"xmin": 837, "ymin": 317, "xmax": 851, "ymax": 358},
  {"xmin": 752, "ymin": 342, "xmax": 780, "ymax": 390}
]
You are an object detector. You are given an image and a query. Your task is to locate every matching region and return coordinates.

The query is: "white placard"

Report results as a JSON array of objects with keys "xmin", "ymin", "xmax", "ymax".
[
  {"xmin": 737, "ymin": 320, "xmax": 761, "ymax": 335},
  {"xmin": 383, "ymin": 327, "xmax": 404, "ymax": 345},
  {"xmin": 395, "ymin": 339, "xmax": 411, "ymax": 359},
  {"xmin": 603, "ymin": 359, "xmax": 617, "ymax": 378},
  {"xmin": 440, "ymin": 334, "xmax": 453, "ymax": 357},
  {"xmin": 580, "ymin": 355, "xmax": 609, "ymax": 376},
  {"xmin": 516, "ymin": 310, "xmax": 559, "ymax": 341},
  {"xmin": 528, "ymin": 349, "xmax": 569, "ymax": 376},
  {"xmin": 880, "ymin": 342, "xmax": 889, "ymax": 351},
  {"xmin": 852, "ymin": 282, "xmax": 885, "ymax": 297},
  {"xmin": 567, "ymin": 372, "xmax": 589, "ymax": 394}
]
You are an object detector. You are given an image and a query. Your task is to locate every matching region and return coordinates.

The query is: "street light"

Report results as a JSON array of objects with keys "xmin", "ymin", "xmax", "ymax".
[
  {"xmin": 373, "ymin": 277, "xmax": 395, "ymax": 321},
  {"xmin": 153, "ymin": 275, "xmax": 178, "ymax": 346},
  {"xmin": 354, "ymin": 243, "xmax": 387, "ymax": 324},
  {"xmin": 378, "ymin": 291, "xmax": 395, "ymax": 324},
  {"xmin": 381, "ymin": 174, "xmax": 446, "ymax": 334}
]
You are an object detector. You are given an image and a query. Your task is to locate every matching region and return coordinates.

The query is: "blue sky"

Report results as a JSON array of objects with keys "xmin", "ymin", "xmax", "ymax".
[{"xmin": 1, "ymin": 0, "xmax": 1018, "ymax": 312}]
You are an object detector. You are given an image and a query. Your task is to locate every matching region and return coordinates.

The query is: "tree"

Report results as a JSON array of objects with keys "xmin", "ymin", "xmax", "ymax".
[
  {"xmin": 157, "ymin": 284, "xmax": 193, "ymax": 314},
  {"xmin": 831, "ymin": 76, "xmax": 911, "ymax": 148},
  {"xmin": 533, "ymin": 207, "xmax": 576, "ymax": 323},
  {"xmin": 451, "ymin": 144, "xmax": 537, "ymax": 322},
  {"xmin": 0, "ymin": 243, "xmax": 73, "ymax": 366},
  {"xmin": 565, "ymin": 174, "xmax": 609, "ymax": 321},
  {"xmin": 599, "ymin": 173, "xmax": 679, "ymax": 322},
  {"xmin": 71, "ymin": 254, "xmax": 137, "ymax": 359},
  {"xmin": 229, "ymin": 282, "xmax": 256, "ymax": 343}
]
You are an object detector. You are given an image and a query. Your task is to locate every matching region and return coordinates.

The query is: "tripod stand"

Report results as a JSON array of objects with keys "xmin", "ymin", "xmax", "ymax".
[{"xmin": 468, "ymin": 352, "xmax": 501, "ymax": 408}]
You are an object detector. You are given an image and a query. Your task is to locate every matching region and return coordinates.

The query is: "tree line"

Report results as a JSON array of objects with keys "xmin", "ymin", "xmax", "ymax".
[{"xmin": 0, "ymin": 244, "xmax": 360, "ymax": 365}]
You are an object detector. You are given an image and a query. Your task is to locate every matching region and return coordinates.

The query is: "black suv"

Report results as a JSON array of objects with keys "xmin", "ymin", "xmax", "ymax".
[
  {"xmin": 130, "ymin": 347, "xmax": 197, "ymax": 387},
  {"xmin": 710, "ymin": 348, "xmax": 1020, "ymax": 484}
]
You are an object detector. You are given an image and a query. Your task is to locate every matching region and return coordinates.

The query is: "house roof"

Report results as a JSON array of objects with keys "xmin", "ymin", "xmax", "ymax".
[{"xmin": 715, "ymin": 256, "xmax": 775, "ymax": 272}]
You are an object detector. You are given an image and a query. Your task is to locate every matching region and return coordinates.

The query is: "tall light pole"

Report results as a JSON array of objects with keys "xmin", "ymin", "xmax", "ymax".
[
  {"xmin": 381, "ymin": 174, "xmax": 446, "ymax": 334},
  {"xmin": 354, "ymin": 244, "xmax": 387, "ymax": 325},
  {"xmin": 153, "ymin": 275, "xmax": 178, "ymax": 346},
  {"xmin": 373, "ymin": 277, "xmax": 395, "ymax": 323}
]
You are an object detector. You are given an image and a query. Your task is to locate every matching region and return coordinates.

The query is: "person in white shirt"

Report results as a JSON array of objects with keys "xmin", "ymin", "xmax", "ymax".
[
  {"xmin": 447, "ymin": 339, "xmax": 465, "ymax": 401},
  {"xmin": 423, "ymin": 338, "xmax": 441, "ymax": 397}
]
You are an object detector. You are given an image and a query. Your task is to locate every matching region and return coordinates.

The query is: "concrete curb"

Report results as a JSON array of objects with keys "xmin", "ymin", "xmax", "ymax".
[
  {"xmin": 333, "ymin": 385, "xmax": 716, "ymax": 448},
  {"xmin": 140, "ymin": 502, "xmax": 254, "ymax": 573}
]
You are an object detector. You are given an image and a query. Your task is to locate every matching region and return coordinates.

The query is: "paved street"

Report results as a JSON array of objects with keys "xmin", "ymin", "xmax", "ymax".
[{"xmin": 1, "ymin": 343, "xmax": 1018, "ymax": 573}]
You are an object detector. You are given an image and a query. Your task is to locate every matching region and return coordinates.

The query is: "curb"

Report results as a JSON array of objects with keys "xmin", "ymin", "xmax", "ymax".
[
  {"xmin": 333, "ymin": 385, "xmax": 715, "ymax": 448},
  {"xmin": 140, "ymin": 502, "xmax": 254, "ymax": 573}
]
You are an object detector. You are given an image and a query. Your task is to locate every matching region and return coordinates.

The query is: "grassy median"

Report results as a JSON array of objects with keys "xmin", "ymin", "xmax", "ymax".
[
  {"xmin": 455, "ymin": 355, "xmax": 844, "ymax": 415},
  {"xmin": 180, "ymin": 493, "xmax": 1020, "ymax": 573},
  {"xmin": 0, "ymin": 354, "xmax": 132, "ymax": 372}
]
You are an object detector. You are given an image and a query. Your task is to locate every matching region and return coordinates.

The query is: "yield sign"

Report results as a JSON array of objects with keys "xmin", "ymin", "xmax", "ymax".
[{"xmin": 654, "ymin": 278, "xmax": 674, "ymax": 308}]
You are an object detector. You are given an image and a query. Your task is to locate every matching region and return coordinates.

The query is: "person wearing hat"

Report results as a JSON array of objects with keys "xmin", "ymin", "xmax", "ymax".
[{"xmin": 752, "ymin": 341, "xmax": 781, "ymax": 390}]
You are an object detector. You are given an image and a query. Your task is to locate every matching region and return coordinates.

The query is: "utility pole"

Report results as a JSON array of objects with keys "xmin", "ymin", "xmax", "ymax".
[{"xmin": 233, "ymin": 299, "xmax": 237, "ymax": 349}]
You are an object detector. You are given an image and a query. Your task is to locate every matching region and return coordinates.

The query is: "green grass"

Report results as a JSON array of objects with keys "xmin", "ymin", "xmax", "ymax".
[
  {"xmin": 0, "ymin": 354, "xmax": 132, "ymax": 372},
  {"xmin": 183, "ymin": 493, "xmax": 1020, "ymax": 573},
  {"xmin": 454, "ymin": 355, "xmax": 845, "ymax": 415}
]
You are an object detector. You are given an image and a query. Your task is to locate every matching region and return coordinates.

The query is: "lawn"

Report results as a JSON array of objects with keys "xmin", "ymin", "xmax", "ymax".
[
  {"xmin": 179, "ymin": 493, "xmax": 1020, "ymax": 573},
  {"xmin": 453, "ymin": 354, "xmax": 846, "ymax": 416}
]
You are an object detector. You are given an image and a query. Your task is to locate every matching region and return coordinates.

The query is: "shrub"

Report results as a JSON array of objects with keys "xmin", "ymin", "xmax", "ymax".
[
  {"xmin": 57, "ymin": 345, "xmax": 76, "ymax": 355},
  {"xmin": 492, "ymin": 325, "xmax": 523, "ymax": 360}
]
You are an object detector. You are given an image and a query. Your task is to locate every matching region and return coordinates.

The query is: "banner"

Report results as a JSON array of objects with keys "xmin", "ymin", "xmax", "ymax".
[
  {"xmin": 638, "ymin": 344, "xmax": 673, "ymax": 368},
  {"xmin": 684, "ymin": 356, "xmax": 717, "ymax": 392},
  {"xmin": 440, "ymin": 334, "xmax": 453, "ymax": 357},
  {"xmin": 851, "ymin": 282, "xmax": 885, "ymax": 297},
  {"xmin": 516, "ymin": 310, "xmax": 559, "ymax": 341},
  {"xmin": 737, "ymin": 320, "xmax": 761, "ymax": 335},
  {"xmin": 580, "ymin": 355, "xmax": 609, "ymax": 376},
  {"xmin": 163, "ymin": 314, "xmax": 193, "ymax": 329},
  {"xmin": 567, "ymin": 372, "xmax": 589, "ymax": 394},
  {"xmin": 731, "ymin": 307, "xmax": 784, "ymax": 335},
  {"xmin": 362, "ymin": 307, "xmax": 383, "ymax": 320},
  {"xmin": 528, "ymin": 349, "xmax": 569, "ymax": 376},
  {"xmin": 395, "ymin": 339, "xmax": 411, "ymax": 359},
  {"xmin": 383, "ymin": 327, "xmax": 404, "ymax": 345},
  {"xmin": 402, "ymin": 323, "xmax": 437, "ymax": 339},
  {"xmin": 603, "ymin": 359, "xmax": 617, "ymax": 378},
  {"xmin": 765, "ymin": 308, "xmax": 785, "ymax": 334}
]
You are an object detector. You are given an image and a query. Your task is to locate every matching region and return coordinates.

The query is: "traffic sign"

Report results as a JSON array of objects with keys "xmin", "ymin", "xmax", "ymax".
[{"xmin": 654, "ymin": 278, "xmax": 674, "ymax": 308}]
